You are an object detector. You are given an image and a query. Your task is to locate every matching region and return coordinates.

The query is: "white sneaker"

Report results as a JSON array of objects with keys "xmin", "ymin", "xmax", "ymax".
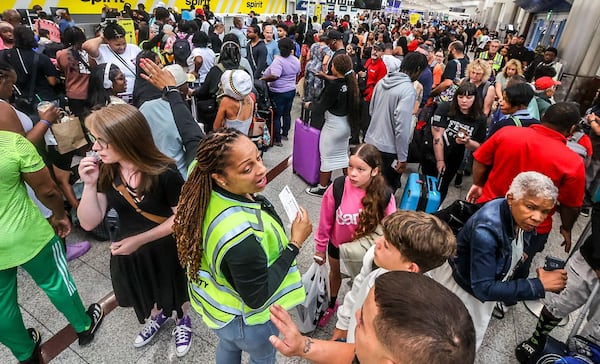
[
  {"xmin": 133, "ymin": 313, "xmax": 169, "ymax": 348},
  {"xmin": 172, "ymin": 315, "xmax": 192, "ymax": 357}
]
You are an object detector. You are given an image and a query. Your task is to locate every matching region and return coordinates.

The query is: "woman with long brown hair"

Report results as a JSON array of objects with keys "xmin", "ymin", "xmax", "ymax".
[
  {"xmin": 77, "ymin": 104, "xmax": 192, "ymax": 357},
  {"xmin": 174, "ymin": 128, "xmax": 312, "ymax": 364},
  {"xmin": 304, "ymin": 53, "xmax": 360, "ymax": 196},
  {"xmin": 312, "ymin": 143, "xmax": 396, "ymax": 326}
]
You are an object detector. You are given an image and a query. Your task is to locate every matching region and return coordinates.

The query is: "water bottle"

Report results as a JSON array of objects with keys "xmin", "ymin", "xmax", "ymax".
[{"xmin": 105, "ymin": 208, "xmax": 120, "ymax": 242}]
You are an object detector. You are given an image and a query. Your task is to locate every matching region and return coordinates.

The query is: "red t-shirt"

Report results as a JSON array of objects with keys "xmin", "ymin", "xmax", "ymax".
[
  {"xmin": 578, "ymin": 134, "xmax": 593, "ymax": 157},
  {"xmin": 363, "ymin": 58, "xmax": 387, "ymax": 102},
  {"xmin": 474, "ymin": 124, "xmax": 585, "ymax": 234}
]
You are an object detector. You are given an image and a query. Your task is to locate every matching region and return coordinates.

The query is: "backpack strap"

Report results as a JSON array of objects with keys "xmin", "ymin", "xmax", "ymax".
[
  {"xmin": 332, "ymin": 176, "xmax": 346, "ymax": 218},
  {"xmin": 510, "ymin": 116, "xmax": 522, "ymax": 127},
  {"xmin": 454, "ymin": 59, "xmax": 462, "ymax": 83},
  {"xmin": 216, "ymin": 63, "xmax": 226, "ymax": 73},
  {"xmin": 112, "ymin": 180, "xmax": 168, "ymax": 225}
]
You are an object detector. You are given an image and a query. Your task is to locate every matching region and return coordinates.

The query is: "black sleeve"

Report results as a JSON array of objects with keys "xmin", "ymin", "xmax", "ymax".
[
  {"xmin": 162, "ymin": 167, "xmax": 185, "ymax": 207},
  {"xmin": 311, "ymin": 81, "xmax": 338, "ymax": 117},
  {"xmin": 441, "ymin": 60, "xmax": 457, "ymax": 80},
  {"xmin": 472, "ymin": 117, "xmax": 487, "ymax": 143},
  {"xmin": 142, "ymin": 32, "xmax": 164, "ymax": 50},
  {"xmin": 40, "ymin": 54, "xmax": 59, "ymax": 77},
  {"xmin": 581, "ymin": 204, "xmax": 600, "ymax": 270},
  {"xmin": 165, "ymin": 91, "xmax": 205, "ymax": 165},
  {"xmin": 221, "ymin": 236, "xmax": 299, "ymax": 309},
  {"xmin": 193, "ymin": 67, "xmax": 219, "ymax": 98},
  {"xmin": 211, "ymin": 36, "xmax": 222, "ymax": 53},
  {"xmin": 255, "ymin": 46, "xmax": 268, "ymax": 79},
  {"xmin": 431, "ymin": 102, "xmax": 450, "ymax": 129},
  {"xmin": 486, "ymin": 118, "xmax": 513, "ymax": 139}
]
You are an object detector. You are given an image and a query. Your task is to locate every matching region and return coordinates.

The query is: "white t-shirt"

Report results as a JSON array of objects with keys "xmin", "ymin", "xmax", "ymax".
[
  {"xmin": 188, "ymin": 47, "xmax": 216, "ymax": 83},
  {"xmin": 95, "ymin": 43, "xmax": 141, "ymax": 95}
]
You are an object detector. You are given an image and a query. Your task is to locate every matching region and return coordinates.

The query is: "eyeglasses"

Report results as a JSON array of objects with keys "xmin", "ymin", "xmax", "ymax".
[{"xmin": 89, "ymin": 133, "xmax": 109, "ymax": 149}]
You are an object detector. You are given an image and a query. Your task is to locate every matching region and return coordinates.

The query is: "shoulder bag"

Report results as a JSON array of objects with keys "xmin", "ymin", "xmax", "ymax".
[{"xmin": 112, "ymin": 180, "xmax": 168, "ymax": 224}]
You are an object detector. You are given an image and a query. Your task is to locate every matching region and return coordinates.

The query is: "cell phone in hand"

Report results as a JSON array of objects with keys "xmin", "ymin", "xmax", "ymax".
[{"xmin": 544, "ymin": 256, "xmax": 566, "ymax": 271}]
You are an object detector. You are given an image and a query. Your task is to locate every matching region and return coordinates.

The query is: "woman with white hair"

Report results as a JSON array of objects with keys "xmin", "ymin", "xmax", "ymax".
[{"xmin": 430, "ymin": 171, "xmax": 568, "ymax": 350}]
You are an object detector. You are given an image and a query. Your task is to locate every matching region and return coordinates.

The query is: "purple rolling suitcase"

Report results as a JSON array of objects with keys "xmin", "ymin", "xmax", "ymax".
[{"xmin": 293, "ymin": 118, "xmax": 321, "ymax": 186}]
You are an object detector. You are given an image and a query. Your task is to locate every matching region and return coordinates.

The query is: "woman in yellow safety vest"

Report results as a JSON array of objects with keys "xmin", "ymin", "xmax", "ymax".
[{"xmin": 175, "ymin": 128, "xmax": 313, "ymax": 364}]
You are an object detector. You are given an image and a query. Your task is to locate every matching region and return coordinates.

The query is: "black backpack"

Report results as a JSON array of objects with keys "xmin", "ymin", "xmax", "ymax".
[{"xmin": 172, "ymin": 34, "xmax": 192, "ymax": 62}]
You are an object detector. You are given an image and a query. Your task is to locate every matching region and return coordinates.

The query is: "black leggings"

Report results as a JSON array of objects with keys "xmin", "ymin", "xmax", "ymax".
[{"xmin": 327, "ymin": 241, "xmax": 340, "ymax": 260}]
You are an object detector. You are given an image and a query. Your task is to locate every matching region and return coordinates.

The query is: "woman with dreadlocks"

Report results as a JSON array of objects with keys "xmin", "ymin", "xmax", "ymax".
[{"xmin": 174, "ymin": 128, "xmax": 312, "ymax": 364}]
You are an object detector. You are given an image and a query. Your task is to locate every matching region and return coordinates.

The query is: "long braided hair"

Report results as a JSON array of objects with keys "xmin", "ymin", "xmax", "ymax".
[{"xmin": 174, "ymin": 128, "xmax": 244, "ymax": 281}]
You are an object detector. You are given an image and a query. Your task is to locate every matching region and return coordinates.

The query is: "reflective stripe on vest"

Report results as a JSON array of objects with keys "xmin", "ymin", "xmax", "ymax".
[
  {"xmin": 189, "ymin": 190, "xmax": 305, "ymax": 329},
  {"xmin": 480, "ymin": 51, "xmax": 503, "ymax": 71}
]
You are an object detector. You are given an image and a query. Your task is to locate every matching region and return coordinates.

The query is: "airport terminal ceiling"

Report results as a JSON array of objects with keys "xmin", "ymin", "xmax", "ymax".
[{"xmin": 398, "ymin": 0, "xmax": 480, "ymax": 13}]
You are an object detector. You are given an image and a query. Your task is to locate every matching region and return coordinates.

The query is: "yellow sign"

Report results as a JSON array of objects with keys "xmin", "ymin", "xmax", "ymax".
[
  {"xmin": 117, "ymin": 19, "xmax": 136, "ymax": 45},
  {"xmin": 8, "ymin": 0, "xmax": 285, "ymax": 15},
  {"xmin": 315, "ymin": 4, "xmax": 322, "ymax": 24},
  {"xmin": 409, "ymin": 13, "xmax": 421, "ymax": 25}
]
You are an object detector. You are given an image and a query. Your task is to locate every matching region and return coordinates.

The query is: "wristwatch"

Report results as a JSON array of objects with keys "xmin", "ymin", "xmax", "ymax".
[{"xmin": 162, "ymin": 85, "xmax": 179, "ymax": 94}]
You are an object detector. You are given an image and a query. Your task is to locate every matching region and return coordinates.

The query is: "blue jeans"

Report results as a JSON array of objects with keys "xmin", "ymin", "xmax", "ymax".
[
  {"xmin": 214, "ymin": 316, "xmax": 279, "ymax": 364},
  {"xmin": 270, "ymin": 90, "xmax": 295, "ymax": 142}
]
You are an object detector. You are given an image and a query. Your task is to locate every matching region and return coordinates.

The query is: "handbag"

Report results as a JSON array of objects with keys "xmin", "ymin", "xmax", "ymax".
[
  {"xmin": 248, "ymin": 103, "xmax": 265, "ymax": 137},
  {"xmin": 431, "ymin": 199, "xmax": 483, "ymax": 235},
  {"xmin": 339, "ymin": 225, "xmax": 383, "ymax": 279},
  {"xmin": 112, "ymin": 181, "xmax": 168, "ymax": 225},
  {"xmin": 196, "ymin": 97, "xmax": 218, "ymax": 114},
  {"xmin": 296, "ymin": 262, "xmax": 330, "ymax": 333},
  {"xmin": 50, "ymin": 112, "xmax": 89, "ymax": 154}
]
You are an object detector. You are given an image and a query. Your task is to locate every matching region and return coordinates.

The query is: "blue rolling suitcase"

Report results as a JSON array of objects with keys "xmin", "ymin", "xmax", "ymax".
[{"xmin": 399, "ymin": 173, "xmax": 441, "ymax": 213}]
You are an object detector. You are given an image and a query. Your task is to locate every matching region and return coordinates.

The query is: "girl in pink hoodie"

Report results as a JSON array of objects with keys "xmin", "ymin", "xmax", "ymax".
[{"xmin": 312, "ymin": 144, "xmax": 396, "ymax": 326}]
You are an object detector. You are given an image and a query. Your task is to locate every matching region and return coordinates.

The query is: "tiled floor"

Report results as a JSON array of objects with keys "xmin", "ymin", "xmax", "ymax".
[{"xmin": 1, "ymin": 99, "xmax": 590, "ymax": 363}]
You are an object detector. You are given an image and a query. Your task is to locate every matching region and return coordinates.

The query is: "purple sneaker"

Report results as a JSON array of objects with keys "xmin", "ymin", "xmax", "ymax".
[
  {"xmin": 172, "ymin": 315, "xmax": 192, "ymax": 357},
  {"xmin": 133, "ymin": 312, "xmax": 169, "ymax": 348},
  {"xmin": 66, "ymin": 241, "xmax": 91, "ymax": 262}
]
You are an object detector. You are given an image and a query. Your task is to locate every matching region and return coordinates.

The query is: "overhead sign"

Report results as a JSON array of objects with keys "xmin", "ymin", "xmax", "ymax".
[
  {"xmin": 7, "ymin": 0, "xmax": 286, "ymax": 15},
  {"xmin": 409, "ymin": 13, "xmax": 420, "ymax": 25},
  {"xmin": 449, "ymin": 7, "xmax": 466, "ymax": 13},
  {"xmin": 297, "ymin": 0, "xmax": 308, "ymax": 10},
  {"xmin": 117, "ymin": 19, "xmax": 136, "ymax": 45}
]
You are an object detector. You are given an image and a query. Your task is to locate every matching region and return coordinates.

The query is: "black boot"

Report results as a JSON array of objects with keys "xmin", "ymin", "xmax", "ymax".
[
  {"xmin": 515, "ymin": 307, "xmax": 561, "ymax": 363},
  {"xmin": 19, "ymin": 328, "xmax": 41, "ymax": 364}
]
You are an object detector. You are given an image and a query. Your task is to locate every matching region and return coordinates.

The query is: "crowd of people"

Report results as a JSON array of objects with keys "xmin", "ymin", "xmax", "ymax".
[{"xmin": 0, "ymin": 3, "xmax": 599, "ymax": 364}]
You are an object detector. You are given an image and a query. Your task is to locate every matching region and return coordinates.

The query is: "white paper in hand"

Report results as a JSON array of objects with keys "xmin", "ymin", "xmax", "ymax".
[{"xmin": 279, "ymin": 185, "xmax": 301, "ymax": 223}]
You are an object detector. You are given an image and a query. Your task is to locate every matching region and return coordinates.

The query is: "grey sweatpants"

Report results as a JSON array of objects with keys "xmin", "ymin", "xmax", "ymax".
[{"xmin": 543, "ymin": 250, "xmax": 600, "ymax": 341}]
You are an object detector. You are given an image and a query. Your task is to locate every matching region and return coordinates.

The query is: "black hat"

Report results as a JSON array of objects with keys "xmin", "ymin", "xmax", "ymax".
[
  {"xmin": 327, "ymin": 30, "xmax": 343, "ymax": 40},
  {"xmin": 373, "ymin": 42, "xmax": 385, "ymax": 51}
]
